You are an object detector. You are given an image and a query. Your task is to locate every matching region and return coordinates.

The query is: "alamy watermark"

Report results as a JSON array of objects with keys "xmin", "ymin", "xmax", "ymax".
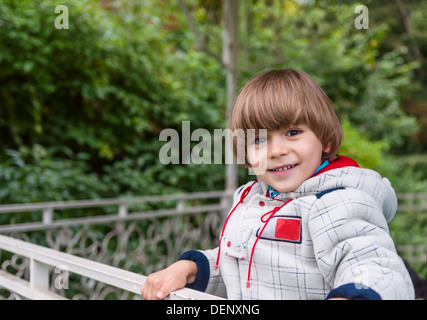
[
  {"xmin": 158, "ymin": 121, "xmax": 268, "ymax": 175},
  {"xmin": 54, "ymin": 265, "xmax": 69, "ymax": 290},
  {"xmin": 354, "ymin": 4, "xmax": 369, "ymax": 30},
  {"xmin": 353, "ymin": 265, "xmax": 372, "ymax": 290},
  {"xmin": 54, "ymin": 5, "xmax": 69, "ymax": 30},
  {"xmin": 52, "ymin": 4, "xmax": 369, "ymax": 31}
]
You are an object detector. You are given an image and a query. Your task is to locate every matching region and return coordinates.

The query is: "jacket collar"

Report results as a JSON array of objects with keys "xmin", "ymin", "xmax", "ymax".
[{"xmin": 259, "ymin": 156, "xmax": 359, "ymax": 200}]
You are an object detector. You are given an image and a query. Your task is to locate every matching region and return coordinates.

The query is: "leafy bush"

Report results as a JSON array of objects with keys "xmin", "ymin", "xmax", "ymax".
[
  {"xmin": 0, "ymin": 144, "xmax": 106, "ymax": 203},
  {"xmin": 339, "ymin": 120, "xmax": 385, "ymax": 170},
  {"xmin": 0, "ymin": 0, "xmax": 424, "ymax": 204},
  {"xmin": 0, "ymin": 0, "xmax": 227, "ymax": 204}
]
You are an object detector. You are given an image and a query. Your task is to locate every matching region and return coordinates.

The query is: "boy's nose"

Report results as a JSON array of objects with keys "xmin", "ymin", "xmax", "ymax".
[{"xmin": 268, "ymin": 136, "xmax": 290, "ymax": 158}]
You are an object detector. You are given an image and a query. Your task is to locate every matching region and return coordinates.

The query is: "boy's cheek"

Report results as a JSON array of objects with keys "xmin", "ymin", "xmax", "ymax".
[
  {"xmin": 247, "ymin": 147, "xmax": 268, "ymax": 165},
  {"xmin": 247, "ymin": 155, "xmax": 268, "ymax": 176}
]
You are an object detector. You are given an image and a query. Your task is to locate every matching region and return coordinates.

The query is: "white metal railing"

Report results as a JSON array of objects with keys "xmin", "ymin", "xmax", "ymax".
[
  {"xmin": 0, "ymin": 190, "xmax": 233, "ymax": 300},
  {"xmin": 396, "ymin": 193, "xmax": 427, "ymax": 211},
  {"xmin": 0, "ymin": 190, "xmax": 233, "ymax": 233},
  {"xmin": 0, "ymin": 191, "xmax": 425, "ymax": 299},
  {"xmin": 0, "ymin": 191, "xmax": 424, "ymax": 233},
  {"xmin": 0, "ymin": 234, "xmax": 223, "ymax": 300}
]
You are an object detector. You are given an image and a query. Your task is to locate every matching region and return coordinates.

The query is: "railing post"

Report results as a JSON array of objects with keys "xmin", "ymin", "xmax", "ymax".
[
  {"xmin": 118, "ymin": 203, "xmax": 127, "ymax": 218},
  {"xmin": 42, "ymin": 207, "xmax": 53, "ymax": 225},
  {"xmin": 176, "ymin": 199, "xmax": 184, "ymax": 212},
  {"xmin": 30, "ymin": 259, "xmax": 49, "ymax": 291},
  {"xmin": 220, "ymin": 190, "xmax": 233, "ymax": 219}
]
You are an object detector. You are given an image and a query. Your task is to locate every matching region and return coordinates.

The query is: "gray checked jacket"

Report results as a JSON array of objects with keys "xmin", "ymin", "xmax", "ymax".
[{"xmin": 179, "ymin": 156, "xmax": 415, "ymax": 300}]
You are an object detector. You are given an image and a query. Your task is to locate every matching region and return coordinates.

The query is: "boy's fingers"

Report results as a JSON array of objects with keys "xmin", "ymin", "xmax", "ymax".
[
  {"xmin": 141, "ymin": 261, "xmax": 193, "ymax": 300},
  {"xmin": 141, "ymin": 274, "xmax": 162, "ymax": 300},
  {"xmin": 157, "ymin": 290, "xmax": 166, "ymax": 299},
  {"xmin": 141, "ymin": 281, "xmax": 150, "ymax": 300},
  {"xmin": 157, "ymin": 280, "xmax": 183, "ymax": 300},
  {"xmin": 156, "ymin": 284, "xmax": 172, "ymax": 300},
  {"xmin": 150, "ymin": 277, "xmax": 163, "ymax": 300}
]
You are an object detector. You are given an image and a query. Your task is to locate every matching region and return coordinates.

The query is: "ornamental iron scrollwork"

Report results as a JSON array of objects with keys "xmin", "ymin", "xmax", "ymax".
[{"xmin": 0, "ymin": 210, "xmax": 223, "ymax": 300}]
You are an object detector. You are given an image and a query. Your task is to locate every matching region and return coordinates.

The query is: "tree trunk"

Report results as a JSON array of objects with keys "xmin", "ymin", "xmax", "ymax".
[{"xmin": 223, "ymin": 0, "xmax": 239, "ymax": 196}]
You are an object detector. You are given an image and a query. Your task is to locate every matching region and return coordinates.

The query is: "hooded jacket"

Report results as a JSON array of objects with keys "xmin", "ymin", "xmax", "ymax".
[{"xmin": 180, "ymin": 156, "xmax": 415, "ymax": 300}]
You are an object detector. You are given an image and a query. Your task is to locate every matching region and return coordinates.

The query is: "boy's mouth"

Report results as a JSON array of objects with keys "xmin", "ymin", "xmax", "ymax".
[{"xmin": 268, "ymin": 164, "xmax": 298, "ymax": 172}]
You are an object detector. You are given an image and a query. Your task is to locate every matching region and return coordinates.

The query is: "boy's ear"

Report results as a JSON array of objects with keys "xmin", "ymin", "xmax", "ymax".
[{"xmin": 323, "ymin": 143, "xmax": 331, "ymax": 154}]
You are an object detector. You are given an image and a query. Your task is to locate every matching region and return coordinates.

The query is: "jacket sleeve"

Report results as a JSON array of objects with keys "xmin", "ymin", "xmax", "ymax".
[
  {"xmin": 179, "ymin": 248, "xmax": 227, "ymax": 298},
  {"xmin": 308, "ymin": 188, "xmax": 415, "ymax": 300}
]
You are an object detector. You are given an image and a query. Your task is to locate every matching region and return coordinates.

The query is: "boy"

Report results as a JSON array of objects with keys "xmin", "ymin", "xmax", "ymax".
[{"xmin": 141, "ymin": 69, "xmax": 414, "ymax": 300}]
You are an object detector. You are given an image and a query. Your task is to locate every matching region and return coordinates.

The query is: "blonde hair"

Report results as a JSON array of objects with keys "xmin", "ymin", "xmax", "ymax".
[{"xmin": 230, "ymin": 69, "xmax": 343, "ymax": 167}]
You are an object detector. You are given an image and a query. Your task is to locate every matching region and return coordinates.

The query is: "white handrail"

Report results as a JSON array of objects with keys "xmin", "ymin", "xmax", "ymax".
[
  {"xmin": 0, "ymin": 190, "xmax": 233, "ymax": 233},
  {"xmin": 0, "ymin": 191, "xmax": 423, "ymax": 233},
  {"xmin": 0, "ymin": 190, "xmax": 230, "ymax": 213},
  {"xmin": 0, "ymin": 234, "xmax": 224, "ymax": 300},
  {"xmin": 0, "ymin": 190, "xmax": 423, "ymax": 214},
  {"xmin": 0, "ymin": 191, "xmax": 425, "ymax": 299}
]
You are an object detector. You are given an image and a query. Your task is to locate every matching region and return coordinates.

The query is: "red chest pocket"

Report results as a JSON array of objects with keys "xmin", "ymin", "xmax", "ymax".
[
  {"xmin": 256, "ymin": 216, "xmax": 302, "ymax": 244},
  {"xmin": 275, "ymin": 217, "xmax": 301, "ymax": 242}
]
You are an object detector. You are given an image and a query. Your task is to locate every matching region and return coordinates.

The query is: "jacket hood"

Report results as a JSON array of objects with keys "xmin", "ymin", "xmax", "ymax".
[{"xmin": 257, "ymin": 156, "xmax": 398, "ymax": 223}]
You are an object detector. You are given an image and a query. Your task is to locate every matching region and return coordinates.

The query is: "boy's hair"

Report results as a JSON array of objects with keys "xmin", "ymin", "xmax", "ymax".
[{"xmin": 230, "ymin": 68, "xmax": 343, "ymax": 167}]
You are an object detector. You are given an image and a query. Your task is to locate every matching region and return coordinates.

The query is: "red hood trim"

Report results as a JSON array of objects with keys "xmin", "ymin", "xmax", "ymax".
[{"xmin": 313, "ymin": 156, "xmax": 359, "ymax": 177}]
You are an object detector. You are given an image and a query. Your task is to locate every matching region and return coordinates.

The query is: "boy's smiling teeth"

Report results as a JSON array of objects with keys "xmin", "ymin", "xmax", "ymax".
[{"xmin": 270, "ymin": 164, "xmax": 297, "ymax": 171}]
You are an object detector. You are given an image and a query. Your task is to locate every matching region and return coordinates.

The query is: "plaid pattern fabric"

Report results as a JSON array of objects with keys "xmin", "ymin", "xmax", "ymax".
[{"xmin": 199, "ymin": 167, "xmax": 414, "ymax": 300}]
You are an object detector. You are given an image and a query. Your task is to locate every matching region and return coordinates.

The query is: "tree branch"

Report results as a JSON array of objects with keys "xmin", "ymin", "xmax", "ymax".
[
  {"xmin": 395, "ymin": 0, "xmax": 425, "ymax": 85},
  {"xmin": 177, "ymin": 0, "xmax": 223, "ymax": 66}
]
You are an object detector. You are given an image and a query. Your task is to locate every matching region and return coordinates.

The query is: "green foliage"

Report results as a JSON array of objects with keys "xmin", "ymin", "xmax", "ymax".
[
  {"xmin": 338, "ymin": 120, "xmax": 427, "ymax": 194},
  {"xmin": 339, "ymin": 120, "xmax": 385, "ymax": 170},
  {"xmin": 390, "ymin": 209, "xmax": 427, "ymax": 278},
  {"xmin": 0, "ymin": 144, "xmax": 106, "ymax": 204},
  {"xmin": 0, "ymin": 0, "xmax": 426, "ymax": 291},
  {"xmin": 0, "ymin": 0, "xmax": 425, "ymax": 206},
  {"xmin": 238, "ymin": 0, "xmax": 419, "ymax": 153},
  {"xmin": 0, "ymin": 0, "xmax": 227, "ymax": 204}
]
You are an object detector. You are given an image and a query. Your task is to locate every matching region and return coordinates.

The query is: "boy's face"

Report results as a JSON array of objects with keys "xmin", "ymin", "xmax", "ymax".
[{"xmin": 247, "ymin": 124, "xmax": 329, "ymax": 193}]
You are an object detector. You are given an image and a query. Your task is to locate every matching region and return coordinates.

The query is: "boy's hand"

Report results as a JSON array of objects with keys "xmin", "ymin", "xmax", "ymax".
[{"xmin": 141, "ymin": 260, "xmax": 197, "ymax": 300}]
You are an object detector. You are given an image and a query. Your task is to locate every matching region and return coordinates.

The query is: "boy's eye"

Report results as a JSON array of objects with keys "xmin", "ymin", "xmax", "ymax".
[
  {"xmin": 286, "ymin": 129, "xmax": 301, "ymax": 137},
  {"xmin": 254, "ymin": 137, "xmax": 267, "ymax": 144}
]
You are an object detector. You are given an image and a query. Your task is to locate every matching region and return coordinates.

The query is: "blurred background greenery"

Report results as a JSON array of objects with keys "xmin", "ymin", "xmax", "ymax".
[
  {"xmin": 0, "ymin": 0, "xmax": 426, "ymax": 276},
  {"xmin": 1, "ymin": 0, "xmax": 426, "ymax": 204}
]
